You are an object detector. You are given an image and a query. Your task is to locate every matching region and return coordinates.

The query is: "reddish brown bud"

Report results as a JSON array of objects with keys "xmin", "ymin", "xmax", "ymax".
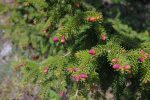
[{"xmin": 100, "ymin": 35, "xmax": 107, "ymax": 41}]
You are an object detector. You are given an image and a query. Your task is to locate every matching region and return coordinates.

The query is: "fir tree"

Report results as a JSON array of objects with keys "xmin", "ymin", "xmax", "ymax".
[{"xmin": 1, "ymin": 0, "xmax": 150, "ymax": 99}]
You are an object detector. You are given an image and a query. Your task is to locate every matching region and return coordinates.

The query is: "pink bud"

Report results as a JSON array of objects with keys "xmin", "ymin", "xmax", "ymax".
[
  {"xmin": 73, "ymin": 68, "xmax": 78, "ymax": 72},
  {"xmin": 66, "ymin": 68, "xmax": 72, "ymax": 72},
  {"xmin": 124, "ymin": 64, "xmax": 131, "ymax": 70},
  {"xmin": 59, "ymin": 92, "xmax": 64, "ymax": 97},
  {"xmin": 113, "ymin": 64, "xmax": 120, "ymax": 70},
  {"xmin": 89, "ymin": 48, "xmax": 96, "ymax": 55},
  {"xmin": 61, "ymin": 36, "xmax": 65, "ymax": 43},
  {"xmin": 73, "ymin": 76, "xmax": 80, "ymax": 82},
  {"xmin": 140, "ymin": 50, "xmax": 145, "ymax": 55},
  {"xmin": 59, "ymin": 91, "xmax": 66, "ymax": 100},
  {"xmin": 101, "ymin": 35, "xmax": 107, "ymax": 41},
  {"xmin": 138, "ymin": 57, "xmax": 145, "ymax": 62},
  {"xmin": 79, "ymin": 73, "xmax": 88, "ymax": 79},
  {"xmin": 89, "ymin": 17, "xmax": 97, "ymax": 22},
  {"xmin": 111, "ymin": 58, "xmax": 119, "ymax": 63},
  {"xmin": 52, "ymin": 37, "xmax": 59, "ymax": 42}
]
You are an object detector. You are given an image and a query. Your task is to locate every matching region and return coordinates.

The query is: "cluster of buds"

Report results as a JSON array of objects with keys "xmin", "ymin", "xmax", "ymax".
[
  {"xmin": 86, "ymin": 16, "xmax": 100, "ymax": 22},
  {"xmin": 138, "ymin": 50, "xmax": 149, "ymax": 62},
  {"xmin": 52, "ymin": 35, "xmax": 66, "ymax": 43},
  {"xmin": 111, "ymin": 58, "xmax": 131, "ymax": 72},
  {"xmin": 89, "ymin": 48, "xmax": 96, "ymax": 55},
  {"xmin": 66, "ymin": 67, "xmax": 78, "ymax": 73},
  {"xmin": 66, "ymin": 68, "xmax": 88, "ymax": 82},
  {"xmin": 72, "ymin": 73, "xmax": 88, "ymax": 82}
]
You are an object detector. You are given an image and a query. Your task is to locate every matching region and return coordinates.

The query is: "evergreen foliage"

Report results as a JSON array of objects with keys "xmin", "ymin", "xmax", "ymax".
[{"xmin": 1, "ymin": 0, "xmax": 150, "ymax": 99}]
